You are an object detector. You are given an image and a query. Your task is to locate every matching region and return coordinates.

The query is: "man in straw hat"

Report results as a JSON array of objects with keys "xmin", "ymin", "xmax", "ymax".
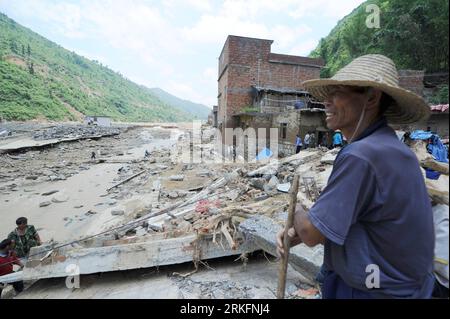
[{"xmin": 277, "ymin": 54, "xmax": 435, "ymax": 298}]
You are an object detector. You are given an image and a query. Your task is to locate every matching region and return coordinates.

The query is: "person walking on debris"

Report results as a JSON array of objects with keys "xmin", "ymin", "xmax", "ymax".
[
  {"xmin": 277, "ymin": 54, "xmax": 435, "ymax": 299},
  {"xmin": 320, "ymin": 132, "xmax": 329, "ymax": 148},
  {"xmin": 8, "ymin": 217, "xmax": 41, "ymax": 259},
  {"xmin": 295, "ymin": 134, "xmax": 303, "ymax": 154},
  {"xmin": 91, "ymin": 151, "xmax": 96, "ymax": 160},
  {"xmin": 0, "ymin": 239, "xmax": 24, "ymax": 298},
  {"xmin": 144, "ymin": 150, "xmax": 150, "ymax": 158},
  {"xmin": 304, "ymin": 132, "xmax": 310, "ymax": 149},
  {"xmin": 309, "ymin": 132, "xmax": 316, "ymax": 148}
]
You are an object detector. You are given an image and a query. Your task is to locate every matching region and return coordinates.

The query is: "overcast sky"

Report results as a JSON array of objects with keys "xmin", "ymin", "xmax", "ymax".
[{"xmin": 0, "ymin": 0, "xmax": 365, "ymax": 107}]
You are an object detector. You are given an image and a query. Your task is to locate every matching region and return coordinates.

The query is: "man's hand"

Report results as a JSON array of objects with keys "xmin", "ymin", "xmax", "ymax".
[{"xmin": 276, "ymin": 227, "xmax": 302, "ymax": 258}]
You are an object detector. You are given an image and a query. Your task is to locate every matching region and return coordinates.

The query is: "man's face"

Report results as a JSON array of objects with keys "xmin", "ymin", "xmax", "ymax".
[
  {"xmin": 18, "ymin": 223, "xmax": 27, "ymax": 231},
  {"xmin": 324, "ymin": 86, "xmax": 367, "ymax": 131}
]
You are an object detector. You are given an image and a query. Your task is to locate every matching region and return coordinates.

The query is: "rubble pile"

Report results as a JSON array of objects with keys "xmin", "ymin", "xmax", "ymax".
[
  {"xmin": 2, "ymin": 122, "xmax": 448, "ymax": 299},
  {"xmin": 32, "ymin": 125, "xmax": 121, "ymax": 140}
]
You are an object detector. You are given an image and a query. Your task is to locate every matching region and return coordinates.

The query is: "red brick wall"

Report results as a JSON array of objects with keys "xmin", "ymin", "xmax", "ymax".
[{"xmin": 218, "ymin": 35, "xmax": 323, "ymax": 133}]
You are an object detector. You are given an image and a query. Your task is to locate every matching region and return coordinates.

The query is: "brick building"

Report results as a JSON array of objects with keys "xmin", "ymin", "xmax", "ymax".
[{"xmin": 217, "ymin": 35, "xmax": 325, "ymax": 139}]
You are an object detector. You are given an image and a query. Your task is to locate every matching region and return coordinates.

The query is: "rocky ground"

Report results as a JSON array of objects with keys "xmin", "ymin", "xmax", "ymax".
[{"xmin": 1, "ymin": 121, "xmax": 447, "ymax": 299}]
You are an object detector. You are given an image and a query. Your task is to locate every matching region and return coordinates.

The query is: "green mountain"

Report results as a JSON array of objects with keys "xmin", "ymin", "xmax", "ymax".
[
  {"xmin": 0, "ymin": 12, "xmax": 199, "ymax": 122},
  {"xmin": 310, "ymin": 0, "xmax": 449, "ymax": 96},
  {"xmin": 148, "ymin": 87, "xmax": 210, "ymax": 120}
]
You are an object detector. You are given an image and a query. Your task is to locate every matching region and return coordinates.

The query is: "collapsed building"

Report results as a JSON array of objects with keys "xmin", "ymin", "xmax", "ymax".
[{"xmin": 216, "ymin": 35, "xmax": 327, "ymax": 155}]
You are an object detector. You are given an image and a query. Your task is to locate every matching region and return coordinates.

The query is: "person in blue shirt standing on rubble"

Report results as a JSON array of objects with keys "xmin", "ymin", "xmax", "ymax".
[
  {"xmin": 332, "ymin": 130, "xmax": 343, "ymax": 148},
  {"xmin": 295, "ymin": 134, "xmax": 303, "ymax": 154},
  {"xmin": 277, "ymin": 54, "xmax": 435, "ymax": 299}
]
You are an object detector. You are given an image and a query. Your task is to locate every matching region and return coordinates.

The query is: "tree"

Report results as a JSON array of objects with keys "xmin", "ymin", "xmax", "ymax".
[
  {"xmin": 28, "ymin": 62, "xmax": 34, "ymax": 75},
  {"xmin": 10, "ymin": 39, "xmax": 18, "ymax": 54},
  {"xmin": 21, "ymin": 44, "xmax": 25, "ymax": 56},
  {"xmin": 27, "ymin": 44, "xmax": 31, "ymax": 56}
]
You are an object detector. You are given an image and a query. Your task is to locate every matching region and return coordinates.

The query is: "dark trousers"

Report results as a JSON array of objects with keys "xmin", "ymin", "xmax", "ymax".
[
  {"xmin": 296, "ymin": 145, "xmax": 301, "ymax": 154},
  {"xmin": 432, "ymin": 279, "xmax": 449, "ymax": 299},
  {"xmin": 0, "ymin": 281, "xmax": 24, "ymax": 298},
  {"xmin": 316, "ymin": 265, "xmax": 372, "ymax": 299}
]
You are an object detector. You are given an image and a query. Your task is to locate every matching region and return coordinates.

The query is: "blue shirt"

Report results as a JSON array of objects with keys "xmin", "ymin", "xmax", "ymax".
[
  {"xmin": 333, "ymin": 132, "xmax": 343, "ymax": 146},
  {"xmin": 296, "ymin": 136, "xmax": 302, "ymax": 146},
  {"xmin": 308, "ymin": 117, "xmax": 435, "ymax": 298}
]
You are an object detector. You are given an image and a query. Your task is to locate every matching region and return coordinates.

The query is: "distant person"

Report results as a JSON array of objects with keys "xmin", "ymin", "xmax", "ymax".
[
  {"xmin": 332, "ymin": 130, "xmax": 343, "ymax": 148},
  {"xmin": 0, "ymin": 239, "xmax": 24, "ymax": 298},
  {"xmin": 91, "ymin": 151, "xmax": 96, "ymax": 160},
  {"xmin": 295, "ymin": 134, "xmax": 303, "ymax": 154},
  {"xmin": 310, "ymin": 132, "xmax": 316, "ymax": 148},
  {"xmin": 304, "ymin": 132, "xmax": 310, "ymax": 149},
  {"xmin": 320, "ymin": 133, "xmax": 329, "ymax": 148},
  {"xmin": 144, "ymin": 150, "xmax": 150, "ymax": 158},
  {"xmin": 8, "ymin": 217, "xmax": 41, "ymax": 259}
]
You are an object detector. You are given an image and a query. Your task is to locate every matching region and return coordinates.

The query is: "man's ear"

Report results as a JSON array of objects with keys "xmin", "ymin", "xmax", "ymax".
[{"xmin": 366, "ymin": 88, "xmax": 382, "ymax": 109}]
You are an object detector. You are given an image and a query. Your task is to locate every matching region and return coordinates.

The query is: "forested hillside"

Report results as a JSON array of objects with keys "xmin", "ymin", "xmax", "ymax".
[
  {"xmin": 0, "ymin": 13, "xmax": 198, "ymax": 122},
  {"xmin": 310, "ymin": 0, "xmax": 448, "ymax": 103}
]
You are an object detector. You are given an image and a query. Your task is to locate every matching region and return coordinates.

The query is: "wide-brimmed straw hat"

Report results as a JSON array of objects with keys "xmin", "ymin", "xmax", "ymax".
[{"xmin": 303, "ymin": 54, "xmax": 430, "ymax": 124}]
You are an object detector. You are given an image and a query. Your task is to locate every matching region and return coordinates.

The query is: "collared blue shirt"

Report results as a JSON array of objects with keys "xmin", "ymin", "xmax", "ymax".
[
  {"xmin": 308, "ymin": 117, "xmax": 435, "ymax": 298},
  {"xmin": 296, "ymin": 136, "xmax": 302, "ymax": 146}
]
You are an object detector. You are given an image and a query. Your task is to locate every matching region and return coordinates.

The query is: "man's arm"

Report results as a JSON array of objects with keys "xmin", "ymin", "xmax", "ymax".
[
  {"xmin": 276, "ymin": 204, "xmax": 326, "ymax": 257},
  {"xmin": 35, "ymin": 233, "xmax": 42, "ymax": 245},
  {"xmin": 293, "ymin": 204, "xmax": 325, "ymax": 247}
]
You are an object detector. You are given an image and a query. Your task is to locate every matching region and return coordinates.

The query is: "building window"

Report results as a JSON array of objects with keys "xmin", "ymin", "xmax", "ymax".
[{"xmin": 280, "ymin": 123, "xmax": 287, "ymax": 139}]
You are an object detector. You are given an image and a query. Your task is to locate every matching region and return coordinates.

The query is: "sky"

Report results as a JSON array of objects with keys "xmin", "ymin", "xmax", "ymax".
[{"xmin": 0, "ymin": 0, "xmax": 365, "ymax": 108}]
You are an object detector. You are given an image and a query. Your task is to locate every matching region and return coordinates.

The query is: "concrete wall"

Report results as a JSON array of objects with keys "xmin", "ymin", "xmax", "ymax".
[
  {"xmin": 398, "ymin": 70, "xmax": 425, "ymax": 96},
  {"xmin": 391, "ymin": 112, "xmax": 449, "ymax": 138}
]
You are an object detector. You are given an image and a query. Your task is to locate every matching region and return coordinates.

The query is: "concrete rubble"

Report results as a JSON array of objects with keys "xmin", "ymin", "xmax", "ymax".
[{"xmin": 1, "ymin": 122, "xmax": 448, "ymax": 299}]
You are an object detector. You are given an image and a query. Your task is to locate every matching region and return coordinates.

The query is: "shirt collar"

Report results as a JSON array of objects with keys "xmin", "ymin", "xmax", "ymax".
[{"xmin": 352, "ymin": 116, "xmax": 388, "ymax": 143}]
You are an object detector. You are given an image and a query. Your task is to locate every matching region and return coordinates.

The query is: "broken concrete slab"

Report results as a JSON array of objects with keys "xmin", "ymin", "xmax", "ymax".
[
  {"xmin": 22, "ymin": 234, "xmax": 258, "ymax": 281},
  {"xmin": 320, "ymin": 152, "xmax": 337, "ymax": 165},
  {"xmin": 169, "ymin": 175, "xmax": 185, "ymax": 181},
  {"xmin": 51, "ymin": 193, "xmax": 69, "ymax": 203},
  {"xmin": 111, "ymin": 208, "xmax": 125, "ymax": 216},
  {"xmin": 239, "ymin": 215, "xmax": 323, "ymax": 282},
  {"xmin": 277, "ymin": 183, "xmax": 291, "ymax": 193},
  {"xmin": 249, "ymin": 178, "xmax": 266, "ymax": 190}
]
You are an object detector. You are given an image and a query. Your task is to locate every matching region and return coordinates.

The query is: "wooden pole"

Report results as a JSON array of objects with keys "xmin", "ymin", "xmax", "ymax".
[
  {"xmin": 277, "ymin": 174, "xmax": 300, "ymax": 299},
  {"xmin": 106, "ymin": 170, "xmax": 146, "ymax": 192}
]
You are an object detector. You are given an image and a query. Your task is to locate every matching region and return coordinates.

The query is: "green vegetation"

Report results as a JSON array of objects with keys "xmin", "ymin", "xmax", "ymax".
[
  {"xmin": 430, "ymin": 85, "xmax": 449, "ymax": 104},
  {"xmin": 0, "ymin": 13, "xmax": 200, "ymax": 122},
  {"xmin": 310, "ymin": 0, "xmax": 449, "ymax": 79},
  {"xmin": 241, "ymin": 106, "xmax": 259, "ymax": 113}
]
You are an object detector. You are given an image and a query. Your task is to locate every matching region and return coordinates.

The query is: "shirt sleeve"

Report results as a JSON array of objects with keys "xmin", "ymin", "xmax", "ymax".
[
  {"xmin": 7, "ymin": 232, "xmax": 15, "ymax": 240},
  {"xmin": 31, "ymin": 225, "xmax": 38, "ymax": 236},
  {"xmin": 308, "ymin": 153, "xmax": 378, "ymax": 245}
]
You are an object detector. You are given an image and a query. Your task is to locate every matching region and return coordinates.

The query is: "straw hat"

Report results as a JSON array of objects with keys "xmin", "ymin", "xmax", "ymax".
[{"xmin": 303, "ymin": 54, "xmax": 430, "ymax": 124}]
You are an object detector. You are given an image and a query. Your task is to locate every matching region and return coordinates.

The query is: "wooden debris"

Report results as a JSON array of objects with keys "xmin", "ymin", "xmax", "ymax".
[{"xmin": 106, "ymin": 170, "xmax": 146, "ymax": 192}]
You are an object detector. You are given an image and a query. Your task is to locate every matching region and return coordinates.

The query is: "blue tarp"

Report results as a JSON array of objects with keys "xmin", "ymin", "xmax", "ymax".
[
  {"xmin": 427, "ymin": 138, "xmax": 449, "ymax": 163},
  {"xmin": 255, "ymin": 147, "xmax": 273, "ymax": 161},
  {"xmin": 425, "ymin": 168, "xmax": 441, "ymax": 180},
  {"xmin": 410, "ymin": 130, "xmax": 433, "ymax": 140},
  {"xmin": 410, "ymin": 130, "xmax": 448, "ymax": 163}
]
